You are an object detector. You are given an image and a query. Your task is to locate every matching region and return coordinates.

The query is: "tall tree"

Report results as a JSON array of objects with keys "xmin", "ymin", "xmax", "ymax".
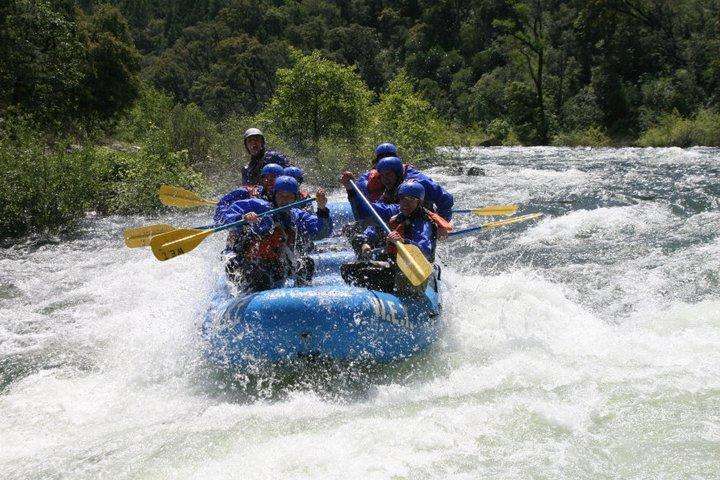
[
  {"xmin": 494, "ymin": 0, "xmax": 552, "ymax": 144},
  {"xmin": 0, "ymin": 0, "xmax": 140, "ymax": 133},
  {"xmin": 266, "ymin": 51, "xmax": 372, "ymax": 152}
]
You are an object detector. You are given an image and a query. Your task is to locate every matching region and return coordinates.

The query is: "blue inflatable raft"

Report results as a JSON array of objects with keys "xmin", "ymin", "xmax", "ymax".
[{"xmin": 201, "ymin": 201, "xmax": 444, "ymax": 368}]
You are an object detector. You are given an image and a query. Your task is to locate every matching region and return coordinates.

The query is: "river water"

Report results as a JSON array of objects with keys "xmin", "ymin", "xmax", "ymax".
[{"xmin": 1, "ymin": 147, "xmax": 719, "ymax": 479}]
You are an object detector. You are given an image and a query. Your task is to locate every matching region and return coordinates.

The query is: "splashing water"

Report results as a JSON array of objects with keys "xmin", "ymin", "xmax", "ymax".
[{"xmin": 1, "ymin": 147, "xmax": 719, "ymax": 479}]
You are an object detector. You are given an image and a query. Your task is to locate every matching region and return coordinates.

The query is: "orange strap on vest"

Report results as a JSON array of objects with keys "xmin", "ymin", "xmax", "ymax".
[
  {"xmin": 425, "ymin": 209, "xmax": 453, "ymax": 236},
  {"xmin": 385, "ymin": 216, "xmax": 406, "ymax": 256},
  {"xmin": 244, "ymin": 224, "xmax": 296, "ymax": 262}
]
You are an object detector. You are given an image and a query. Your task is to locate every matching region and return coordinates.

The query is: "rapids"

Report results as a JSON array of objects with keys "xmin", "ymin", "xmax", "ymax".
[{"xmin": 1, "ymin": 147, "xmax": 719, "ymax": 479}]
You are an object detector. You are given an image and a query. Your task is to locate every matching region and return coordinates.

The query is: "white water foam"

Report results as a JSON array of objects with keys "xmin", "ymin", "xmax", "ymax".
[{"xmin": 2, "ymin": 148, "xmax": 720, "ymax": 479}]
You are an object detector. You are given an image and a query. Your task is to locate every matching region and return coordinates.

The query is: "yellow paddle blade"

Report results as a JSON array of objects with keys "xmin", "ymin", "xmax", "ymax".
[
  {"xmin": 158, "ymin": 185, "xmax": 216, "ymax": 208},
  {"xmin": 395, "ymin": 243, "xmax": 433, "ymax": 287},
  {"xmin": 123, "ymin": 224, "xmax": 175, "ymax": 248},
  {"xmin": 471, "ymin": 204, "xmax": 518, "ymax": 217},
  {"xmin": 483, "ymin": 212, "xmax": 542, "ymax": 230},
  {"xmin": 150, "ymin": 228, "xmax": 213, "ymax": 261}
]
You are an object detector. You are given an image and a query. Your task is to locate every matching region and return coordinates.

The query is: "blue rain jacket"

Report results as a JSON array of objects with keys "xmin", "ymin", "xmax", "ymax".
[
  {"xmin": 213, "ymin": 186, "xmax": 269, "ymax": 223},
  {"xmin": 218, "ymin": 198, "xmax": 332, "ymax": 242},
  {"xmin": 364, "ymin": 210, "xmax": 436, "ymax": 261},
  {"xmin": 349, "ymin": 166, "xmax": 454, "ymax": 221}
]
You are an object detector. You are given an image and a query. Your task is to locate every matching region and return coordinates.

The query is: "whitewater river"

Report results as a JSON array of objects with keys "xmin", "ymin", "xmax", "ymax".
[{"xmin": 2, "ymin": 147, "xmax": 719, "ymax": 479}]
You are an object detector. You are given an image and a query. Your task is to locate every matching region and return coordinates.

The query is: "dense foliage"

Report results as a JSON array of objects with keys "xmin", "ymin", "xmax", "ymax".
[
  {"xmin": 101, "ymin": 0, "xmax": 720, "ymax": 144},
  {"xmin": 0, "ymin": 0, "xmax": 141, "ymax": 134},
  {"xmin": 3, "ymin": 0, "xmax": 719, "ymax": 143},
  {"xmin": 266, "ymin": 51, "xmax": 372, "ymax": 151}
]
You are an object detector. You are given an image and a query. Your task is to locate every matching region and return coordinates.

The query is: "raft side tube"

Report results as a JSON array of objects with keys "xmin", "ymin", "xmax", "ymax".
[{"xmin": 203, "ymin": 283, "xmax": 441, "ymax": 367}]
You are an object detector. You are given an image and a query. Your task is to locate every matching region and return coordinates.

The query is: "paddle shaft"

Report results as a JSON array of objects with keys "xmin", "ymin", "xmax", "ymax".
[
  {"xmin": 449, "ymin": 225, "xmax": 492, "ymax": 237},
  {"xmin": 211, "ymin": 197, "xmax": 315, "ymax": 233},
  {"xmin": 449, "ymin": 213, "xmax": 541, "ymax": 237},
  {"xmin": 349, "ymin": 180, "xmax": 392, "ymax": 235}
]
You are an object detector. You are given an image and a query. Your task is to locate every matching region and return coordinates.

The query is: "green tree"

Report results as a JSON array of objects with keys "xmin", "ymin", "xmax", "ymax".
[
  {"xmin": 494, "ymin": 0, "xmax": 552, "ymax": 144},
  {"xmin": 0, "ymin": 0, "xmax": 84, "ymax": 130},
  {"xmin": 76, "ymin": 4, "xmax": 142, "ymax": 129},
  {"xmin": 195, "ymin": 36, "xmax": 290, "ymax": 118},
  {"xmin": 266, "ymin": 51, "xmax": 372, "ymax": 152},
  {"xmin": 0, "ymin": 0, "xmax": 140, "ymax": 134},
  {"xmin": 372, "ymin": 73, "xmax": 443, "ymax": 161}
]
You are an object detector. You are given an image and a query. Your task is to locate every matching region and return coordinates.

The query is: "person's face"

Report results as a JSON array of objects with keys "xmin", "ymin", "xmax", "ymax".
[
  {"xmin": 399, "ymin": 196, "xmax": 421, "ymax": 216},
  {"xmin": 262, "ymin": 174, "xmax": 276, "ymax": 190},
  {"xmin": 380, "ymin": 170, "xmax": 397, "ymax": 188},
  {"xmin": 245, "ymin": 136, "xmax": 263, "ymax": 156},
  {"xmin": 275, "ymin": 190, "xmax": 297, "ymax": 206}
]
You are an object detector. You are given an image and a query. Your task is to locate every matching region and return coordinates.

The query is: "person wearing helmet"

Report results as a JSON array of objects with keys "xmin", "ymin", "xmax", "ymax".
[
  {"xmin": 259, "ymin": 163, "xmax": 284, "ymax": 196},
  {"xmin": 338, "ymin": 142, "xmax": 399, "ymax": 235},
  {"xmin": 341, "ymin": 181, "xmax": 437, "ymax": 293},
  {"xmin": 283, "ymin": 165, "xmax": 312, "ymax": 204},
  {"xmin": 283, "ymin": 166, "xmax": 304, "ymax": 184},
  {"xmin": 217, "ymin": 176, "xmax": 332, "ymax": 292},
  {"xmin": 362, "ymin": 180, "xmax": 436, "ymax": 261},
  {"xmin": 354, "ymin": 142, "xmax": 398, "ymax": 202},
  {"xmin": 213, "ymin": 162, "xmax": 283, "ymax": 224},
  {"xmin": 241, "ymin": 128, "xmax": 291, "ymax": 186},
  {"xmin": 342, "ymin": 156, "xmax": 454, "ymax": 225}
]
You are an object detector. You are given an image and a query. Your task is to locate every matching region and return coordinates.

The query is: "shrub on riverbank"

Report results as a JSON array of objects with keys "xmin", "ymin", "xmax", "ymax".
[
  {"xmin": 115, "ymin": 87, "xmax": 218, "ymax": 166},
  {"xmin": 552, "ymin": 126, "xmax": 613, "ymax": 147},
  {"xmin": 0, "ymin": 120, "xmax": 207, "ymax": 240},
  {"xmin": 98, "ymin": 137, "xmax": 208, "ymax": 215},
  {"xmin": 0, "ymin": 123, "xmax": 101, "ymax": 238},
  {"xmin": 637, "ymin": 109, "xmax": 720, "ymax": 147}
]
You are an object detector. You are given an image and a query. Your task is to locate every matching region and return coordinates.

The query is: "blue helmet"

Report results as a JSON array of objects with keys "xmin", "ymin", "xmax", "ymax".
[
  {"xmin": 397, "ymin": 180, "xmax": 425, "ymax": 201},
  {"xmin": 273, "ymin": 175, "xmax": 299, "ymax": 196},
  {"xmin": 375, "ymin": 156, "xmax": 404, "ymax": 177},
  {"xmin": 283, "ymin": 166, "xmax": 304, "ymax": 184},
  {"xmin": 374, "ymin": 142, "xmax": 398, "ymax": 160},
  {"xmin": 261, "ymin": 163, "xmax": 284, "ymax": 177}
]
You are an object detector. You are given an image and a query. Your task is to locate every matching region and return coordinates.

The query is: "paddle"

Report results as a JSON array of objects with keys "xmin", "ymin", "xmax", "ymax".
[
  {"xmin": 158, "ymin": 185, "xmax": 217, "ymax": 207},
  {"xmin": 123, "ymin": 222, "xmax": 215, "ymax": 248},
  {"xmin": 149, "ymin": 197, "xmax": 315, "ymax": 261},
  {"xmin": 348, "ymin": 180, "xmax": 432, "ymax": 287},
  {"xmin": 448, "ymin": 213, "xmax": 542, "ymax": 238},
  {"xmin": 452, "ymin": 204, "xmax": 517, "ymax": 217}
]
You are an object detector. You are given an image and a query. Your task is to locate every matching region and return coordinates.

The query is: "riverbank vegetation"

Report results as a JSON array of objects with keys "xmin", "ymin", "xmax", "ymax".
[{"xmin": 1, "ymin": 0, "xmax": 719, "ymax": 239}]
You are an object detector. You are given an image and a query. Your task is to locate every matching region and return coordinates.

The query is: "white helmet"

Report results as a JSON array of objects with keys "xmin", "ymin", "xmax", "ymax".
[{"xmin": 243, "ymin": 128, "xmax": 264, "ymax": 143}]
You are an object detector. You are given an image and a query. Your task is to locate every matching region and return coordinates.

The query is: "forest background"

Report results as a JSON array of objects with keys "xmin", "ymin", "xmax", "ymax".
[{"xmin": 1, "ymin": 0, "xmax": 719, "ymax": 240}]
